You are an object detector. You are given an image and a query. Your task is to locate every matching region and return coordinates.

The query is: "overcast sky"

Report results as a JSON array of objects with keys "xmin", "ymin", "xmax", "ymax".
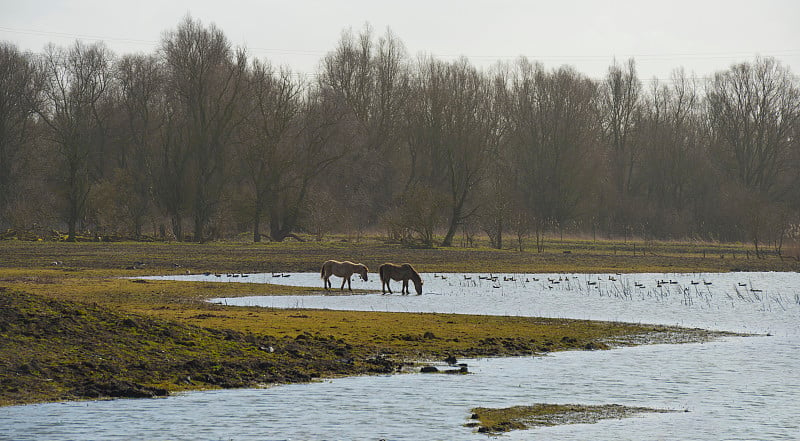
[{"xmin": 1, "ymin": 0, "xmax": 798, "ymax": 81}]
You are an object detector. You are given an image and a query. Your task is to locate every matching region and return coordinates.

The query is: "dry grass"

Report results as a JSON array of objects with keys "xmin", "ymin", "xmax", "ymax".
[{"xmin": 0, "ymin": 236, "xmax": 795, "ymax": 274}]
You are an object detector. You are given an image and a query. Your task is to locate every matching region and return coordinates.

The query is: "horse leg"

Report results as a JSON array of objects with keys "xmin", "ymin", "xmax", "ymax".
[
  {"xmin": 340, "ymin": 277, "xmax": 346, "ymax": 290},
  {"xmin": 347, "ymin": 276, "xmax": 352, "ymax": 291},
  {"xmin": 402, "ymin": 279, "xmax": 408, "ymax": 295},
  {"xmin": 323, "ymin": 276, "xmax": 329, "ymax": 290}
]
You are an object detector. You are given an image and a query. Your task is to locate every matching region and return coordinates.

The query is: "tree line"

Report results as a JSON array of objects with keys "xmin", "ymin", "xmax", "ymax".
[{"xmin": 1, "ymin": 17, "xmax": 799, "ymax": 253}]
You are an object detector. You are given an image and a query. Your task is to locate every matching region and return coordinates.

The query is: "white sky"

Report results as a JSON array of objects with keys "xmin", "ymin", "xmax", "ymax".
[{"xmin": 1, "ymin": 0, "xmax": 798, "ymax": 81}]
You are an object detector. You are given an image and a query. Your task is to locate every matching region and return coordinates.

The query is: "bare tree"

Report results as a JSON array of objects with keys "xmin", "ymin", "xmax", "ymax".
[
  {"xmin": 152, "ymin": 101, "xmax": 191, "ymax": 241},
  {"xmin": 320, "ymin": 25, "xmax": 410, "ymax": 222},
  {"xmin": 478, "ymin": 172, "xmax": 512, "ymax": 249},
  {"xmin": 109, "ymin": 53, "xmax": 164, "ymax": 238},
  {"xmin": 261, "ymin": 84, "xmax": 350, "ymax": 242},
  {"xmin": 642, "ymin": 69, "xmax": 700, "ymax": 211},
  {"xmin": 402, "ymin": 56, "xmax": 447, "ymax": 192},
  {"xmin": 4, "ymin": 20, "xmax": 800, "ymax": 245},
  {"xmin": 37, "ymin": 41, "xmax": 114, "ymax": 241},
  {"xmin": 707, "ymin": 57, "xmax": 800, "ymax": 195},
  {"xmin": 473, "ymin": 65, "xmax": 514, "ymax": 249},
  {"xmin": 321, "ymin": 25, "xmax": 407, "ymax": 151},
  {"xmin": 410, "ymin": 57, "xmax": 501, "ymax": 247},
  {"xmin": 706, "ymin": 57, "xmax": 800, "ymax": 252},
  {"xmin": 239, "ymin": 60, "xmax": 303, "ymax": 242},
  {"xmin": 632, "ymin": 68, "xmax": 710, "ymax": 238},
  {"xmin": 161, "ymin": 16, "xmax": 249, "ymax": 242},
  {"xmin": 383, "ymin": 183, "xmax": 445, "ymax": 247},
  {"xmin": 600, "ymin": 58, "xmax": 642, "ymax": 231},
  {"xmin": 509, "ymin": 60, "xmax": 599, "ymax": 251},
  {"xmin": 0, "ymin": 43, "xmax": 41, "ymax": 228}
]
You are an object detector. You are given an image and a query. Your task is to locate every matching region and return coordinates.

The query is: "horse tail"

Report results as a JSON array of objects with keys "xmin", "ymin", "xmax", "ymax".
[
  {"xmin": 320, "ymin": 261, "xmax": 327, "ymax": 279},
  {"xmin": 378, "ymin": 264, "xmax": 386, "ymax": 282}
]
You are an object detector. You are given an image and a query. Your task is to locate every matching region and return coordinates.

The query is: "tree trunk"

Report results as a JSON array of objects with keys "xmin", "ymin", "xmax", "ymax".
[
  {"xmin": 253, "ymin": 207, "xmax": 262, "ymax": 243},
  {"xmin": 269, "ymin": 223, "xmax": 305, "ymax": 242},
  {"xmin": 193, "ymin": 213, "xmax": 204, "ymax": 243},
  {"xmin": 441, "ymin": 193, "xmax": 467, "ymax": 247},
  {"xmin": 270, "ymin": 222, "xmax": 287, "ymax": 242},
  {"xmin": 171, "ymin": 214, "xmax": 183, "ymax": 242},
  {"xmin": 67, "ymin": 219, "xmax": 77, "ymax": 242},
  {"xmin": 496, "ymin": 217, "xmax": 503, "ymax": 250}
]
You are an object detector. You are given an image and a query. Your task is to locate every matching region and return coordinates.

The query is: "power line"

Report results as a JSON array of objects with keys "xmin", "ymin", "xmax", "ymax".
[
  {"xmin": 2, "ymin": 24, "xmax": 797, "ymax": 62},
  {"xmin": 440, "ymin": 50, "xmax": 800, "ymax": 60},
  {"xmin": 2, "ymin": 24, "xmax": 797, "ymax": 83},
  {"xmin": 0, "ymin": 25, "xmax": 156, "ymax": 46}
]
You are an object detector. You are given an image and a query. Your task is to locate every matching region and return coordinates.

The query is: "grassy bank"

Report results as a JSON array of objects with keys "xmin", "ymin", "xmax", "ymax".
[
  {"xmin": 0, "ymin": 235, "xmax": 796, "ymax": 274},
  {"xmin": 0, "ymin": 288, "xmax": 399, "ymax": 406},
  {"xmin": 0, "ymin": 237, "xmax": 769, "ymax": 406}
]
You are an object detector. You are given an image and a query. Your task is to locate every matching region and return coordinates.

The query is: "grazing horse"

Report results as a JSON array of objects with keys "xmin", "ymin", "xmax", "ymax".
[
  {"xmin": 320, "ymin": 260, "xmax": 369, "ymax": 291},
  {"xmin": 379, "ymin": 263, "xmax": 423, "ymax": 295}
]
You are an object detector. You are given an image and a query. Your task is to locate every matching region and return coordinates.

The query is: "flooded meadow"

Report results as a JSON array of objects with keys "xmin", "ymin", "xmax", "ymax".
[{"xmin": 2, "ymin": 271, "xmax": 799, "ymax": 440}]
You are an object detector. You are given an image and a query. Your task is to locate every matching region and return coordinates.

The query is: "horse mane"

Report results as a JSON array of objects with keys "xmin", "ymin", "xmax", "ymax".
[{"xmin": 402, "ymin": 263, "xmax": 422, "ymax": 282}]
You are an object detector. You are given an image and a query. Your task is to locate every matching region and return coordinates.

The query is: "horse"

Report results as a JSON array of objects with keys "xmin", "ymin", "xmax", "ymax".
[
  {"xmin": 320, "ymin": 260, "xmax": 369, "ymax": 291},
  {"xmin": 379, "ymin": 263, "xmax": 423, "ymax": 295}
]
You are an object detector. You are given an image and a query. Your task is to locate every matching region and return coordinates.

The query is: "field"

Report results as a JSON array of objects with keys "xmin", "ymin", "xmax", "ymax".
[
  {"xmin": 1, "ymin": 235, "xmax": 795, "ymax": 274},
  {"xmin": 0, "ymin": 236, "xmax": 786, "ymax": 406}
]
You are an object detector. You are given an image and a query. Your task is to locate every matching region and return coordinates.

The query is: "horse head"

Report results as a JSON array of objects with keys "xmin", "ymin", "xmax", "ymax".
[
  {"xmin": 358, "ymin": 264, "xmax": 369, "ymax": 281},
  {"xmin": 412, "ymin": 276, "xmax": 423, "ymax": 295}
]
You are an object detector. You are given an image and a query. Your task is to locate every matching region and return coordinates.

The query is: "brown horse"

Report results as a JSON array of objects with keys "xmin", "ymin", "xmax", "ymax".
[
  {"xmin": 379, "ymin": 263, "xmax": 423, "ymax": 295},
  {"xmin": 320, "ymin": 260, "xmax": 369, "ymax": 291}
]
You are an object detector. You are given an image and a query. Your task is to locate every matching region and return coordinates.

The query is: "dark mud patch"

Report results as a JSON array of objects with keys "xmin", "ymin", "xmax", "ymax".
[
  {"xmin": 467, "ymin": 403, "xmax": 680, "ymax": 434},
  {"xmin": 70, "ymin": 380, "xmax": 169, "ymax": 399},
  {"xmin": 0, "ymin": 290, "xmax": 396, "ymax": 406}
]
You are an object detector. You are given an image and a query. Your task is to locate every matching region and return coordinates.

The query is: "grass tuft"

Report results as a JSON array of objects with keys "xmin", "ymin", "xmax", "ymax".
[{"xmin": 468, "ymin": 403, "xmax": 679, "ymax": 433}]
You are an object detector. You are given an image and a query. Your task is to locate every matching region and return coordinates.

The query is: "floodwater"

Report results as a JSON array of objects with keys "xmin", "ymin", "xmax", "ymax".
[{"xmin": 2, "ymin": 272, "xmax": 799, "ymax": 440}]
